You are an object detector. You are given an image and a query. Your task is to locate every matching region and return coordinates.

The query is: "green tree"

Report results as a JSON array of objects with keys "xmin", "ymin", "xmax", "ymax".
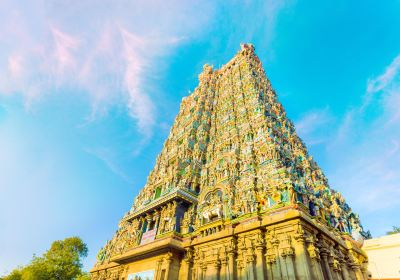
[
  {"xmin": 76, "ymin": 273, "xmax": 91, "ymax": 280},
  {"xmin": 387, "ymin": 226, "xmax": 400, "ymax": 235},
  {"xmin": 1, "ymin": 237, "xmax": 90, "ymax": 280},
  {"xmin": 0, "ymin": 269, "xmax": 22, "ymax": 280}
]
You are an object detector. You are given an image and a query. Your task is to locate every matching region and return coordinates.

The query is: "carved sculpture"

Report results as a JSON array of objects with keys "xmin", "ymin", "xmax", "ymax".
[{"xmin": 92, "ymin": 44, "xmax": 369, "ymax": 280}]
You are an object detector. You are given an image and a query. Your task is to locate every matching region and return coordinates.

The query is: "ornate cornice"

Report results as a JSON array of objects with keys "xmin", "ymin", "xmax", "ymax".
[{"xmin": 124, "ymin": 188, "xmax": 198, "ymax": 221}]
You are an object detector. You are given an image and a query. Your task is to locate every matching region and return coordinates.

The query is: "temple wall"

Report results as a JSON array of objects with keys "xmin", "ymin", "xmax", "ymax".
[
  {"xmin": 92, "ymin": 252, "xmax": 181, "ymax": 280},
  {"xmin": 91, "ymin": 209, "xmax": 368, "ymax": 280},
  {"xmin": 178, "ymin": 210, "xmax": 368, "ymax": 280}
]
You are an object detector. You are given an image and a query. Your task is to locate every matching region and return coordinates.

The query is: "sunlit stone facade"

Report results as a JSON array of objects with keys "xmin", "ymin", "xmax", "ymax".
[{"xmin": 91, "ymin": 44, "xmax": 370, "ymax": 280}]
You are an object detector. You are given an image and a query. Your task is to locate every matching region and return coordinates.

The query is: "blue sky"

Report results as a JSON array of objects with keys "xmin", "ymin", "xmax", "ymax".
[{"xmin": 1, "ymin": 0, "xmax": 400, "ymax": 274}]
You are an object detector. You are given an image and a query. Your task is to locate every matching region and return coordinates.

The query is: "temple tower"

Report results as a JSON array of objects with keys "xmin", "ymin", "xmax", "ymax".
[{"xmin": 91, "ymin": 44, "xmax": 369, "ymax": 280}]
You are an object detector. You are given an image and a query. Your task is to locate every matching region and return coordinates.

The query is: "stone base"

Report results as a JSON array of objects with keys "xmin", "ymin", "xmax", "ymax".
[{"xmin": 91, "ymin": 206, "xmax": 368, "ymax": 280}]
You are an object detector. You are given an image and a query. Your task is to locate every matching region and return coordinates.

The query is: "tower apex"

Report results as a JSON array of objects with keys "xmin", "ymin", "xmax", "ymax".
[{"xmin": 240, "ymin": 42, "xmax": 255, "ymax": 52}]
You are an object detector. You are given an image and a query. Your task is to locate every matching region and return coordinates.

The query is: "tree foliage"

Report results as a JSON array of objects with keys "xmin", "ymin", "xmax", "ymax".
[
  {"xmin": 76, "ymin": 273, "xmax": 91, "ymax": 280},
  {"xmin": 387, "ymin": 226, "xmax": 400, "ymax": 235},
  {"xmin": 1, "ymin": 237, "xmax": 90, "ymax": 280}
]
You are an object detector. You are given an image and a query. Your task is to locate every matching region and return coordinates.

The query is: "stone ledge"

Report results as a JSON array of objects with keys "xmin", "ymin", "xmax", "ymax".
[
  {"xmin": 90, "ymin": 262, "xmax": 119, "ymax": 273},
  {"xmin": 110, "ymin": 233, "xmax": 185, "ymax": 264}
]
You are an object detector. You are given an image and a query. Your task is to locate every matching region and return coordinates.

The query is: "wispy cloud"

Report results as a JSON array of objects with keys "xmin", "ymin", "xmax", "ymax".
[
  {"xmin": 120, "ymin": 28, "xmax": 155, "ymax": 135},
  {"xmin": 0, "ymin": 0, "xmax": 216, "ymax": 136},
  {"xmin": 0, "ymin": 0, "xmax": 291, "ymax": 137},
  {"xmin": 295, "ymin": 107, "xmax": 334, "ymax": 145},
  {"xmin": 302, "ymin": 54, "xmax": 400, "ymax": 234},
  {"xmin": 361, "ymin": 54, "xmax": 400, "ymax": 111},
  {"xmin": 367, "ymin": 54, "xmax": 400, "ymax": 94},
  {"xmin": 51, "ymin": 26, "xmax": 80, "ymax": 77},
  {"xmin": 0, "ymin": 1, "xmax": 295, "ymax": 274},
  {"xmin": 85, "ymin": 147, "xmax": 133, "ymax": 184}
]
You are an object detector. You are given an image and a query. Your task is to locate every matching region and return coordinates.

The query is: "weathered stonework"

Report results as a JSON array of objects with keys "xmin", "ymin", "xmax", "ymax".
[{"xmin": 91, "ymin": 44, "xmax": 369, "ymax": 280}]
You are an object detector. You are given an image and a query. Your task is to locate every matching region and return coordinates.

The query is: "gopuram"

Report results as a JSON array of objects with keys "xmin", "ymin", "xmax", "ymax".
[{"xmin": 91, "ymin": 44, "xmax": 370, "ymax": 280}]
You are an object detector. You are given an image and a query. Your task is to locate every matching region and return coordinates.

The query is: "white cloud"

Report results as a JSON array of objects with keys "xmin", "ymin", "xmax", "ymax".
[
  {"xmin": 301, "ymin": 54, "xmax": 400, "ymax": 235},
  {"xmin": 288, "ymin": 53, "xmax": 400, "ymax": 238},
  {"xmin": 361, "ymin": 54, "xmax": 400, "ymax": 111},
  {"xmin": 0, "ymin": 1, "xmax": 293, "ymax": 274},
  {"xmin": 120, "ymin": 28, "xmax": 155, "ymax": 135},
  {"xmin": 295, "ymin": 107, "xmax": 334, "ymax": 145},
  {"xmin": 367, "ymin": 54, "xmax": 400, "ymax": 94},
  {"xmin": 0, "ymin": 0, "xmax": 216, "ymax": 135},
  {"xmin": 0, "ymin": 0, "xmax": 291, "ymax": 137},
  {"xmin": 85, "ymin": 147, "xmax": 133, "ymax": 184}
]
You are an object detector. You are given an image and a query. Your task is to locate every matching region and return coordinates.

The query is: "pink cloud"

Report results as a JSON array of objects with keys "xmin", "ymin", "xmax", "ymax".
[
  {"xmin": 50, "ymin": 27, "xmax": 80, "ymax": 76},
  {"xmin": 8, "ymin": 54, "xmax": 24, "ymax": 78},
  {"xmin": 0, "ymin": 1, "xmax": 217, "ymax": 135},
  {"xmin": 120, "ymin": 28, "xmax": 155, "ymax": 134}
]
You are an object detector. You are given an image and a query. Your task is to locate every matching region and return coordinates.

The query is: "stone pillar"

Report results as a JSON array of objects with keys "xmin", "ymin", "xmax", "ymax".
[
  {"xmin": 340, "ymin": 262, "xmax": 351, "ymax": 280},
  {"xmin": 204, "ymin": 262, "xmax": 212, "ymax": 280},
  {"xmin": 237, "ymin": 260, "xmax": 244, "ymax": 280},
  {"xmin": 255, "ymin": 244, "xmax": 265, "ymax": 280},
  {"xmin": 293, "ymin": 231, "xmax": 312, "ymax": 280},
  {"xmin": 220, "ymin": 258, "xmax": 228, "ymax": 280},
  {"xmin": 195, "ymin": 262, "xmax": 203, "ymax": 280},
  {"xmin": 179, "ymin": 259, "xmax": 191, "ymax": 280},
  {"xmin": 191, "ymin": 266, "xmax": 197, "ymax": 280},
  {"xmin": 200, "ymin": 263, "xmax": 207, "ymax": 280},
  {"xmin": 348, "ymin": 266, "xmax": 357, "ymax": 280},
  {"xmin": 351, "ymin": 265, "xmax": 364, "ymax": 280},
  {"xmin": 271, "ymin": 238, "xmax": 283, "ymax": 280},
  {"xmin": 306, "ymin": 242, "xmax": 324, "ymax": 280},
  {"xmin": 154, "ymin": 211, "xmax": 161, "ymax": 231},
  {"xmin": 227, "ymin": 248, "xmax": 236, "ymax": 280},
  {"xmin": 320, "ymin": 251, "xmax": 334, "ymax": 280},
  {"xmin": 311, "ymin": 257, "xmax": 325, "ymax": 279},
  {"xmin": 212, "ymin": 260, "xmax": 221, "ymax": 280},
  {"xmin": 179, "ymin": 249, "xmax": 193, "ymax": 280},
  {"xmin": 164, "ymin": 253, "xmax": 173, "ymax": 280},
  {"xmin": 245, "ymin": 251, "xmax": 256, "ymax": 280},
  {"xmin": 145, "ymin": 214, "xmax": 153, "ymax": 232},
  {"xmin": 278, "ymin": 252, "xmax": 289, "ymax": 280},
  {"xmin": 283, "ymin": 251, "xmax": 296, "ymax": 280},
  {"xmin": 361, "ymin": 264, "xmax": 368, "ymax": 280},
  {"xmin": 204, "ymin": 260, "xmax": 218, "ymax": 280},
  {"xmin": 155, "ymin": 259, "xmax": 163, "ymax": 280},
  {"xmin": 265, "ymin": 255, "xmax": 278, "ymax": 280},
  {"xmin": 332, "ymin": 262, "xmax": 342, "ymax": 280},
  {"xmin": 328, "ymin": 253, "xmax": 341, "ymax": 280},
  {"xmin": 141, "ymin": 216, "xmax": 148, "ymax": 233},
  {"xmin": 117, "ymin": 265, "xmax": 127, "ymax": 280}
]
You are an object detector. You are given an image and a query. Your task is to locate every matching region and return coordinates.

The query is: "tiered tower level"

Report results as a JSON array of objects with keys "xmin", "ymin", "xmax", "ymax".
[{"xmin": 92, "ymin": 44, "xmax": 370, "ymax": 280}]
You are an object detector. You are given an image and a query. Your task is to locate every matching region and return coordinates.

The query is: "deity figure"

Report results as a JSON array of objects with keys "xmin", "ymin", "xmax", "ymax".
[
  {"xmin": 225, "ymin": 187, "xmax": 235, "ymax": 217},
  {"xmin": 330, "ymin": 201, "xmax": 341, "ymax": 227},
  {"xmin": 336, "ymin": 217, "xmax": 345, "ymax": 232},
  {"xmin": 202, "ymin": 191, "xmax": 223, "ymax": 223},
  {"xmin": 256, "ymin": 191, "xmax": 267, "ymax": 211},
  {"xmin": 308, "ymin": 197, "xmax": 316, "ymax": 216},
  {"xmin": 181, "ymin": 206, "xmax": 195, "ymax": 233},
  {"xmin": 96, "ymin": 247, "xmax": 106, "ymax": 263},
  {"xmin": 246, "ymin": 189, "xmax": 257, "ymax": 213},
  {"xmin": 280, "ymin": 188, "xmax": 289, "ymax": 203},
  {"xmin": 158, "ymin": 205, "xmax": 169, "ymax": 234},
  {"xmin": 267, "ymin": 195, "xmax": 276, "ymax": 207}
]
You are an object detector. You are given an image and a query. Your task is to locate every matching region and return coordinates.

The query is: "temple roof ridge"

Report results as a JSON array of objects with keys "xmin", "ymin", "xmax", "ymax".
[{"xmin": 196, "ymin": 43, "xmax": 261, "ymax": 86}]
